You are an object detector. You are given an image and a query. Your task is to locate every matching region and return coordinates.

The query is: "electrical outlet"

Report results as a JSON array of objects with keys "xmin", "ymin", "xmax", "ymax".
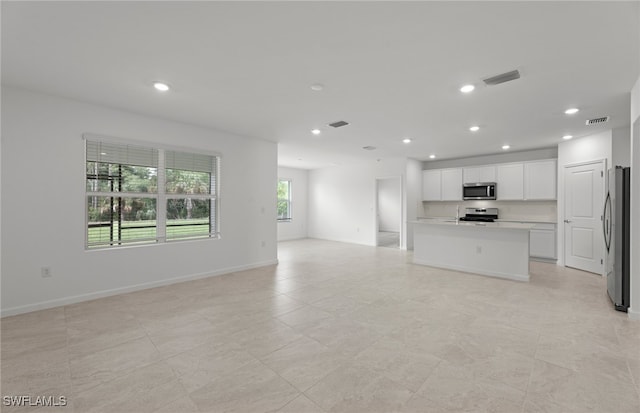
[
  {"xmin": 41, "ymin": 267, "xmax": 52, "ymax": 278},
  {"xmin": 476, "ymin": 246, "xmax": 482, "ymax": 254},
  {"xmin": 261, "ymin": 240, "xmax": 266, "ymax": 247}
]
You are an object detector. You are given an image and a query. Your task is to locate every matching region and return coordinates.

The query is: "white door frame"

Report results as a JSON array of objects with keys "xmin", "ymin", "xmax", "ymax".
[
  {"xmin": 561, "ymin": 159, "xmax": 607, "ymax": 275},
  {"xmin": 374, "ymin": 175, "xmax": 404, "ymax": 249}
]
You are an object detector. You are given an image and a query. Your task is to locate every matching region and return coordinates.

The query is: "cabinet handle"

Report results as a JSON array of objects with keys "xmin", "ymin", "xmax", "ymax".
[{"xmin": 564, "ymin": 219, "xmax": 572, "ymax": 223}]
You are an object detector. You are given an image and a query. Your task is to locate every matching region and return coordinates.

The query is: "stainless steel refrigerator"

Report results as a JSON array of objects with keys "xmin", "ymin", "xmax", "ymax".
[{"xmin": 603, "ymin": 166, "xmax": 630, "ymax": 312}]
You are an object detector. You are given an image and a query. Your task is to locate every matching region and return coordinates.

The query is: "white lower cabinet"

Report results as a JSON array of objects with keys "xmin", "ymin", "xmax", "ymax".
[{"xmin": 529, "ymin": 223, "xmax": 557, "ymax": 259}]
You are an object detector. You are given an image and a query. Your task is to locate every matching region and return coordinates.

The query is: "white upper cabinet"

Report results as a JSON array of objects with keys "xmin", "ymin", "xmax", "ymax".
[
  {"xmin": 441, "ymin": 168, "xmax": 463, "ymax": 201},
  {"xmin": 497, "ymin": 163, "xmax": 524, "ymax": 200},
  {"xmin": 422, "ymin": 170, "xmax": 441, "ymax": 201},
  {"xmin": 524, "ymin": 159, "xmax": 557, "ymax": 200},
  {"xmin": 423, "ymin": 160, "xmax": 556, "ymax": 202},
  {"xmin": 463, "ymin": 165, "xmax": 496, "ymax": 183},
  {"xmin": 422, "ymin": 168, "xmax": 462, "ymax": 201}
]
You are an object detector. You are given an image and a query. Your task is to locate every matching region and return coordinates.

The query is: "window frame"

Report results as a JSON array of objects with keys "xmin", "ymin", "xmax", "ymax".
[
  {"xmin": 84, "ymin": 134, "xmax": 221, "ymax": 250},
  {"xmin": 277, "ymin": 178, "xmax": 292, "ymax": 222}
]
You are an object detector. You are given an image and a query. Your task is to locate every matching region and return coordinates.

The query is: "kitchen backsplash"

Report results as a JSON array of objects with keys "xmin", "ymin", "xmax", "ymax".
[{"xmin": 421, "ymin": 200, "xmax": 557, "ymax": 222}]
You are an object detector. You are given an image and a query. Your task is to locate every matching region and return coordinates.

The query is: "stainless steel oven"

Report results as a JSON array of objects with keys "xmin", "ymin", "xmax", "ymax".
[{"xmin": 463, "ymin": 182, "xmax": 496, "ymax": 200}]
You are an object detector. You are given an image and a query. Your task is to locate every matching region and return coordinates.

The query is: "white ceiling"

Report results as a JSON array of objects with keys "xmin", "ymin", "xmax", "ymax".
[{"xmin": 3, "ymin": 1, "xmax": 639, "ymax": 169}]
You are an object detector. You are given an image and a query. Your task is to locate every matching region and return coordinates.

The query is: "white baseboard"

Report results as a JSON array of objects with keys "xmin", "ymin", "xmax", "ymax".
[
  {"xmin": 277, "ymin": 236, "xmax": 308, "ymax": 242},
  {"xmin": 628, "ymin": 307, "xmax": 640, "ymax": 321},
  {"xmin": 309, "ymin": 235, "xmax": 375, "ymax": 247},
  {"xmin": 1, "ymin": 259, "xmax": 278, "ymax": 318}
]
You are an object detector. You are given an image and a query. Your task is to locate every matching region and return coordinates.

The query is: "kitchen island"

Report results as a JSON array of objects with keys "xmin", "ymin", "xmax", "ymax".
[{"xmin": 412, "ymin": 219, "xmax": 534, "ymax": 282}]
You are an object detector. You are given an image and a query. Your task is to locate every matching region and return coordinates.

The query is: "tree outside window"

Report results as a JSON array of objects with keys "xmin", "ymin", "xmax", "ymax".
[{"xmin": 277, "ymin": 179, "xmax": 292, "ymax": 221}]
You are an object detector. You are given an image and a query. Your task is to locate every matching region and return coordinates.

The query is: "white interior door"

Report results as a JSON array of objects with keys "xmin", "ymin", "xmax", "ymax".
[{"xmin": 564, "ymin": 161, "xmax": 605, "ymax": 274}]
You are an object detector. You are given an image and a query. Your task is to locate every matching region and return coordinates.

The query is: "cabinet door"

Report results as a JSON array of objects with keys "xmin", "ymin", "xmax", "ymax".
[
  {"xmin": 463, "ymin": 167, "xmax": 480, "ymax": 184},
  {"xmin": 441, "ymin": 168, "xmax": 463, "ymax": 201},
  {"xmin": 530, "ymin": 229, "xmax": 557, "ymax": 259},
  {"xmin": 497, "ymin": 163, "xmax": 524, "ymax": 200},
  {"xmin": 422, "ymin": 170, "xmax": 441, "ymax": 201},
  {"xmin": 463, "ymin": 166, "xmax": 496, "ymax": 183},
  {"xmin": 525, "ymin": 160, "xmax": 557, "ymax": 200},
  {"xmin": 478, "ymin": 166, "xmax": 497, "ymax": 182}
]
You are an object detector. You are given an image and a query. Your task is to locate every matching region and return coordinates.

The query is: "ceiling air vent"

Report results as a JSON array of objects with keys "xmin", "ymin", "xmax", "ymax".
[
  {"xmin": 586, "ymin": 116, "xmax": 610, "ymax": 126},
  {"xmin": 328, "ymin": 120, "xmax": 349, "ymax": 128},
  {"xmin": 483, "ymin": 69, "xmax": 521, "ymax": 86}
]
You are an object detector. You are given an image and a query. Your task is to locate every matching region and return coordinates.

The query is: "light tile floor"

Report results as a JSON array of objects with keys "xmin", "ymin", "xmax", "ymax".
[
  {"xmin": 377, "ymin": 231, "xmax": 399, "ymax": 249},
  {"xmin": 2, "ymin": 239, "xmax": 639, "ymax": 412}
]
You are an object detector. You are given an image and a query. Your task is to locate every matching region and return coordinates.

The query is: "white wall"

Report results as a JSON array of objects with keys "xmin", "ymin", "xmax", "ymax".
[
  {"xmin": 277, "ymin": 166, "xmax": 308, "ymax": 241},
  {"xmin": 377, "ymin": 178, "xmax": 401, "ymax": 232},
  {"xmin": 557, "ymin": 130, "xmax": 612, "ymax": 267},
  {"xmin": 630, "ymin": 74, "xmax": 640, "ymax": 320},
  {"xmin": 612, "ymin": 126, "xmax": 631, "ymax": 167},
  {"xmin": 1, "ymin": 87, "xmax": 278, "ymax": 316},
  {"xmin": 405, "ymin": 159, "xmax": 423, "ymax": 250},
  {"xmin": 308, "ymin": 158, "xmax": 407, "ymax": 247}
]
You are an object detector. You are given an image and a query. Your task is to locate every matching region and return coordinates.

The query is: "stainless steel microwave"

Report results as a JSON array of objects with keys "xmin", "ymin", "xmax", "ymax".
[{"xmin": 463, "ymin": 182, "xmax": 497, "ymax": 200}]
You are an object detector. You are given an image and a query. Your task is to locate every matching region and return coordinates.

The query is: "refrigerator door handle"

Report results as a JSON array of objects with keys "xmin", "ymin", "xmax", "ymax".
[{"xmin": 603, "ymin": 191, "xmax": 612, "ymax": 252}]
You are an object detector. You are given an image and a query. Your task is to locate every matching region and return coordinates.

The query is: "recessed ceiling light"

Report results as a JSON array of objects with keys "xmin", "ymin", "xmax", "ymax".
[
  {"xmin": 153, "ymin": 82, "xmax": 170, "ymax": 92},
  {"xmin": 565, "ymin": 108, "xmax": 579, "ymax": 115},
  {"xmin": 311, "ymin": 129, "xmax": 321, "ymax": 135},
  {"xmin": 310, "ymin": 83, "xmax": 324, "ymax": 91},
  {"xmin": 460, "ymin": 84, "xmax": 475, "ymax": 93},
  {"xmin": 562, "ymin": 135, "xmax": 573, "ymax": 140},
  {"xmin": 502, "ymin": 145, "xmax": 510, "ymax": 150},
  {"xmin": 402, "ymin": 138, "xmax": 412, "ymax": 144},
  {"xmin": 429, "ymin": 154, "xmax": 436, "ymax": 159},
  {"xmin": 100, "ymin": 152, "xmax": 107, "ymax": 156},
  {"xmin": 469, "ymin": 126, "xmax": 480, "ymax": 132}
]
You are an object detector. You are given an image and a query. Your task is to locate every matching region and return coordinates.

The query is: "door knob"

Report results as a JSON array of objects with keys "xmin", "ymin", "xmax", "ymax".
[{"xmin": 564, "ymin": 219, "xmax": 572, "ymax": 223}]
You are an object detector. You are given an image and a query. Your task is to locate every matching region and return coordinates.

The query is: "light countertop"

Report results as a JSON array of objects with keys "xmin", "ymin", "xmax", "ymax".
[
  {"xmin": 412, "ymin": 219, "xmax": 535, "ymax": 230},
  {"xmin": 416, "ymin": 217, "xmax": 556, "ymax": 225}
]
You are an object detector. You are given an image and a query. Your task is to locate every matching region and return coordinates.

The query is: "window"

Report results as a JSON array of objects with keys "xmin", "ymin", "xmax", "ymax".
[
  {"xmin": 277, "ymin": 179, "xmax": 292, "ymax": 221},
  {"xmin": 86, "ymin": 138, "xmax": 219, "ymax": 249}
]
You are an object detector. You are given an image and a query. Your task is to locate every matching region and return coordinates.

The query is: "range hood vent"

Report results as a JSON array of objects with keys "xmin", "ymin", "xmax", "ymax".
[
  {"xmin": 483, "ymin": 69, "xmax": 521, "ymax": 86},
  {"xmin": 586, "ymin": 116, "xmax": 610, "ymax": 125},
  {"xmin": 328, "ymin": 120, "xmax": 349, "ymax": 128}
]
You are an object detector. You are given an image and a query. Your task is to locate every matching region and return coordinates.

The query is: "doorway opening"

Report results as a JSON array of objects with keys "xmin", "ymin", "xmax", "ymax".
[{"xmin": 376, "ymin": 177, "xmax": 402, "ymax": 248}]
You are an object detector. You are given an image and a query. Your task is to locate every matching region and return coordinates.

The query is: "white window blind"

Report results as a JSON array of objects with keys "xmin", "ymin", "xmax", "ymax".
[
  {"xmin": 165, "ymin": 150, "xmax": 217, "ymax": 173},
  {"xmin": 85, "ymin": 138, "xmax": 220, "ymax": 249},
  {"xmin": 86, "ymin": 140, "xmax": 158, "ymax": 167}
]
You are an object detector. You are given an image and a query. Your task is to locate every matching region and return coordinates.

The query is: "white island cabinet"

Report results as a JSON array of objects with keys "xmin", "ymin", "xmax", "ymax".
[{"xmin": 413, "ymin": 220, "xmax": 534, "ymax": 281}]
